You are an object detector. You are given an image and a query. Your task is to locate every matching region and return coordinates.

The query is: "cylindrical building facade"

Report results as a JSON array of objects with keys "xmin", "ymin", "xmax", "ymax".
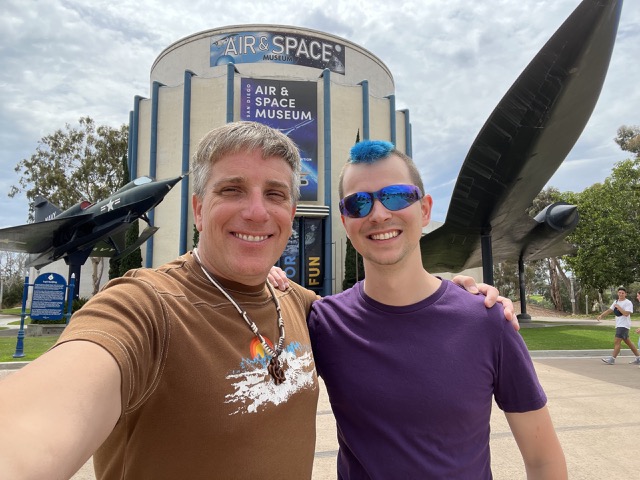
[{"xmin": 130, "ymin": 25, "xmax": 412, "ymax": 296}]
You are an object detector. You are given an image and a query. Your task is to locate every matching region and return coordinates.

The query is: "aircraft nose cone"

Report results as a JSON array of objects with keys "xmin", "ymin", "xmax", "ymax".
[{"xmin": 547, "ymin": 203, "xmax": 579, "ymax": 231}]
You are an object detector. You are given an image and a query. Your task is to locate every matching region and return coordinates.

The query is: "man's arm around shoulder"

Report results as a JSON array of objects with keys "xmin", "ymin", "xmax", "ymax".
[
  {"xmin": 0, "ymin": 341, "xmax": 121, "ymax": 479},
  {"xmin": 505, "ymin": 406, "xmax": 567, "ymax": 479}
]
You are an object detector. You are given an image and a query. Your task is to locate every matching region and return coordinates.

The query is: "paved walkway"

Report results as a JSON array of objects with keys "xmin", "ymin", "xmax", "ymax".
[{"xmin": 1, "ymin": 314, "xmax": 639, "ymax": 478}]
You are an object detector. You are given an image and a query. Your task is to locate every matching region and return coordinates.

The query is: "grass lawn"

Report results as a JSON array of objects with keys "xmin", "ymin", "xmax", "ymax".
[
  {"xmin": 0, "ymin": 335, "xmax": 59, "ymax": 362},
  {"xmin": 0, "ymin": 324, "xmax": 636, "ymax": 363},
  {"xmin": 519, "ymin": 324, "xmax": 633, "ymax": 350}
]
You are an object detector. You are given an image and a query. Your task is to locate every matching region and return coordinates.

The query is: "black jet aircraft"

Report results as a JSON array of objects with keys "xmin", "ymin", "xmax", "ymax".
[
  {"xmin": 0, "ymin": 175, "xmax": 183, "ymax": 295},
  {"xmin": 420, "ymin": 0, "xmax": 622, "ymax": 318}
]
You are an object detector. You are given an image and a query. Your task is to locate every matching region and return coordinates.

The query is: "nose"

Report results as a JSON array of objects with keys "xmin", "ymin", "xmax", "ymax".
[
  {"xmin": 241, "ymin": 190, "xmax": 270, "ymax": 222},
  {"xmin": 367, "ymin": 198, "xmax": 392, "ymax": 222}
]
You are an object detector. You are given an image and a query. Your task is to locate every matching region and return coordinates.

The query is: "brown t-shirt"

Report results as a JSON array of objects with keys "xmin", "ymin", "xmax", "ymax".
[{"xmin": 57, "ymin": 252, "xmax": 319, "ymax": 479}]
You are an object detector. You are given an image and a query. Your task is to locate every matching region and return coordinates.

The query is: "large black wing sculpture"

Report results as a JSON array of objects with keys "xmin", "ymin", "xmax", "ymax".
[{"xmin": 420, "ymin": 0, "xmax": 623, "ymax": 290}]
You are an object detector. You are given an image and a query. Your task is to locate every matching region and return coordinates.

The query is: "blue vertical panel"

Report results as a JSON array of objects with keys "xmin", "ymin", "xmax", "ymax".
[
  {"xmin": 146, "ymin": 81, "xmax": 162, "ymax": 267},
  {"xmin": 386, "ymin": 94, "xmax": 396, "ymax": 145},
  {"xmin": 401, "ymin": 108, "xmax": 412, "ymax": 157},
  {"xmin": 359, "ymin": 80, "xmax": 369, "ymax": 140},
  {"xmin": 131, "ymin": 95, "xmax": 144, "ymax": 180},
  {"xmin": 180, "ymin": 71, "xmax": 194, "ymax": 254},
  {"xmin": 304, "ymin": 217, "xmax": 324, "ymax": 294},
  {"xmin": 127, "ymin": 111, "xmax": 134, "ymax": 180},
  {"xmin": 226, "ymin": 63, "xmax": 235, "ymax": 123},
  {"xmin": 322, "ymin": 69, "xmax": 332, "ymax": 296}
]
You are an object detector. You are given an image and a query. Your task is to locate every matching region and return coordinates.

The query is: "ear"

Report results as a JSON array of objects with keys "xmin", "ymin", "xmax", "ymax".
[
  {"xmin": 421, "ymin": 194, "xmax": 433, "ymax": 228},
  {"xmin": 289, "ymin": 205, "xmax": 296, "ymax": 235},
  {"xmin": 340, "ymin": 214, "xmax": 349, "ymax": 233},
  {"xmin": 192, "ymin": 194, "xmax": 203, "ymax": 232}
]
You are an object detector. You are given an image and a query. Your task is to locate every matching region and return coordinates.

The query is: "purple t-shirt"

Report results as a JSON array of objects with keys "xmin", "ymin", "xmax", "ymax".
[{"xmin": 308, "ymin": 279, "xmax": 546, "ymax": 479}]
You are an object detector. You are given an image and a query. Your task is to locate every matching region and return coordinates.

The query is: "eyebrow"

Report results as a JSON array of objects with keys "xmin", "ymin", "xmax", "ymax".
[{"xmin": 213, "ymin": 176, "xmax": 291, "ymax": 191}]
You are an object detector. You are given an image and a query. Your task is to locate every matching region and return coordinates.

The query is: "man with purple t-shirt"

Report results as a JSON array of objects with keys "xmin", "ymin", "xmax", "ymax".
[{"xmin": 308, "ymin": 140, "xmax": 567, "ymax": 479}]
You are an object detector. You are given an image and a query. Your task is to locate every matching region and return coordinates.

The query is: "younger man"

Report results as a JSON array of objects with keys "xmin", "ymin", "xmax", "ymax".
[
  {"xmin": 309, "ymin": 140, "xmax": 567, "ymax": 478},
  {"xmin": 599, "ymin": 287, "xmax": 640, "ymax": 364}
]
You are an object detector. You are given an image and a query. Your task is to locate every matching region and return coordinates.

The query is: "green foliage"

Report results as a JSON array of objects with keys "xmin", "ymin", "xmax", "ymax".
[
  {"xmin": 72, "ymin": 296, "xmax": 89, "ymax": 312},
  {"xmin": 493, "ymin": 261, "xmax": 519, "ymax": 300},
  {"xmin": 193, "ymin": 224, "xmax": 199, "ymax": 248},
  {"xmin": 1, "ymin": 278, "xmax": 25, "ymax": 309},
  {"xmin": 106, "ymin": 154, "xmax": 142, "ymax": 279},
  {"xmin": 9, "ymin": 116, "xmax": 129, "ymax": 220},
  {"xmin": 119, "ymin": 220, "xmax": 143, "ymax": 275},
  {"xmin": 493, "ymin": 187, "xmax": 565, "ymax": 308},
  {"xmin": 108, "ymin": 254, "xmax": 121, "ymax": 280},
  {"xmin": 561, "ymin": 158, "xmax": 640, "ymax": 291},
  {"xmin": 109, "ymin": 154, "xmax": 129, "ymax": 279},
  {"xmin": 615, "ymin": 125, "xmax": 640, "ymax": 157},
  {"xmin": 342, "ymin": 237, "xmax": 365, "ymax": 290}
]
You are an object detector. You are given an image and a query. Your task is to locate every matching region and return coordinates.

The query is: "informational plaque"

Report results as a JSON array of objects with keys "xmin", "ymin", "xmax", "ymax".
[{"xmin": 30, "ymin": 273, "xmax": 67, "ymax": 320}]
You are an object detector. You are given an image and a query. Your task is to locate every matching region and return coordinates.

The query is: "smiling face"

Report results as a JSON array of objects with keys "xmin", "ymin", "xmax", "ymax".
[
  {"xmin": 192, "ymin": 148, "xmax": 296, "ymax": 286},
  {"xmin": 340, "ymin": 154, "xmax": 432, "ymax": 272}
]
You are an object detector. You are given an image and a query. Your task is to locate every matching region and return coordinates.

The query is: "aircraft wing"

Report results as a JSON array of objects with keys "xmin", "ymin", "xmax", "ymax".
[
  {"xmin": 421, "ymin": 0, "xmax": 622, "ymax": 274},
  {"xmin": 90, "ymin": 225, "xmax": 159, "ymax": 258},
  {"xmin": 0, "ymin": 214, "xmax": 92, "ymax": 254}
]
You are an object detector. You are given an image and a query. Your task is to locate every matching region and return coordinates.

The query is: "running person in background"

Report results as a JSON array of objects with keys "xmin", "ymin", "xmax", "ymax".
[{"xmin": 599, "ymin": 287, "xmax": 640, "ymax": 365}]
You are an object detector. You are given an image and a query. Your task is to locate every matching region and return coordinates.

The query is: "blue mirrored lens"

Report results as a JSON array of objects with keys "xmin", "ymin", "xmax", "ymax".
[
  {"xmin": 340, "ymin": 185, "xmax": 422, "ymax": 218},
  {"xmin": 341, "ymin": 192, "xmax": 373, "ymax": 217}
]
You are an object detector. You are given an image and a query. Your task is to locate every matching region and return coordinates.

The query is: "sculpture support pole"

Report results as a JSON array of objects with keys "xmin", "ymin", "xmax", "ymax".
[
  {"xmin": 517, "ymin": 255, "xmax": 532, "ymax": 322},
  {"xmin": 481, "ymin": 227, "xmax": 493, "ymax": 285}
]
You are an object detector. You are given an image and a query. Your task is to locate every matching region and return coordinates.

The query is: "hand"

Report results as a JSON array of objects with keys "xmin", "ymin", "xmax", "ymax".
[
  {"xmin": 451, "ymin": 275, "xmax": 518, "ymax": 331},
  {"xmin": 268, "ymin": 266, "xmax": 290, "ymax": 291}
]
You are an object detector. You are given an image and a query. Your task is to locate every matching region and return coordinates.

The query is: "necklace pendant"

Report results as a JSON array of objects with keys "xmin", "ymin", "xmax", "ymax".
[{"xmin": 268, "ymin": 357, "xmax": 286, "ymax": 385}]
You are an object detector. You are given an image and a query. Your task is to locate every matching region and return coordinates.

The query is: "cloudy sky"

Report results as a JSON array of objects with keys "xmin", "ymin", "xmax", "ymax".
[{"xmin": 1, "ymin": 0, "xmax": 638, "ymax": 228}]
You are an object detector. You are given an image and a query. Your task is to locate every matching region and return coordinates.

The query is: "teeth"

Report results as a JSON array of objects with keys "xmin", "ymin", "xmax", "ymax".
[
  {"xmin": 370, "ymin": 231, "xmax": 399, "ymax": 240},
  {"xmin": 235, "ymin": 233, "xmax": 268, "ymax": 242}
]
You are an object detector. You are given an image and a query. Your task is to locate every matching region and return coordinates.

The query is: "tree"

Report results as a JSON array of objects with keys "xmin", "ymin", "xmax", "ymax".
[
  {"xmin": 524, "ymin": 187, "xmax": 574, "ymax": 312},
  {"xmin": 109, "ymin": 154, "xmax": 143, "ymax": 279},
  {"xmin": 342, "ymin": 237, "xmax": 365, "ymax": 291},
  {"xmin": 341, "ymin": 129, "xmax": 364, "ymax": 291},
  {"xmin": 562, "ymin": 158, "xmax": 640, "ymax": 294},
  {"xmin": 0, "ymin": 252, "xmax": 28, "ymax": 309},
  {"xmin": 615, "ymin": 125, "xmax": 640, "ymax": 157},
  {"xmin": 118, "ymin": 220, "xmax": 143, "ymax": 275},
  {"xmin": 9, "ymin": 116, "xmax": 129, "ymax": 294}
]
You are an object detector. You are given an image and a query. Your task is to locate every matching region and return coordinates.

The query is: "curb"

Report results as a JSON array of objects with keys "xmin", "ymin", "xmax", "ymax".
[{"xmin": 0, "ymin": 361, "xmax": 30, "ymax": 370}]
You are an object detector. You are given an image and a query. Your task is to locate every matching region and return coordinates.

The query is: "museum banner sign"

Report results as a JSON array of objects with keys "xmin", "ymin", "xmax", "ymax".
[
  {"xmin": 241, "ymin": 78, "xmax": 318, "ymax": 201},
  {"xmin": 210, "ymin": 30, "xmax": 345, "ymax": 74}
]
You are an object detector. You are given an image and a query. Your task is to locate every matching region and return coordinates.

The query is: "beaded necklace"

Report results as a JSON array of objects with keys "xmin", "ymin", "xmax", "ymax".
[{"xmin": 192, "ymin": 248, "xmax": 286, "ymax": 384}]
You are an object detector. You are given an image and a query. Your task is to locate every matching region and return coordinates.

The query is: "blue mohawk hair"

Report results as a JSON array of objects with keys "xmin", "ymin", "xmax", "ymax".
[{"xmin": 349, "ymin": 140, "xmax": 394, "ymax": 164}]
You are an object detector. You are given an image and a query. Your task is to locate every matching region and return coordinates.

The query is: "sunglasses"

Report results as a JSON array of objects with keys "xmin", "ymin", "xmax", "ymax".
[{"xmin": 339, "ymin": 184, "xmax": 423, "ymax": 218}]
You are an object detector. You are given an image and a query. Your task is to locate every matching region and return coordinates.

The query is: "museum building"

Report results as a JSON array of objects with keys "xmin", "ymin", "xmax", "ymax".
[{"xmin": 129, "ymin": 25, "xmax": 412, "ymax": 296}]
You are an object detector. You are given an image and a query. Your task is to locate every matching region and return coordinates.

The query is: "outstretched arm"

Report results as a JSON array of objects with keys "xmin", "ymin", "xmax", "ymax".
[
  {"xmin": 505, "ymin": 406, "xmax": 567, "ymax": 479},
  {"xmin": 267, "ymin": 267, "xmax": 517, "ymax": 329},
  {"xmin": 0, "ymin": 341, "xmax": 121, "ymax": 479},
  {"xmin": 597, "ymin": 308, "xmax": 612, "ymax": 321}
]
